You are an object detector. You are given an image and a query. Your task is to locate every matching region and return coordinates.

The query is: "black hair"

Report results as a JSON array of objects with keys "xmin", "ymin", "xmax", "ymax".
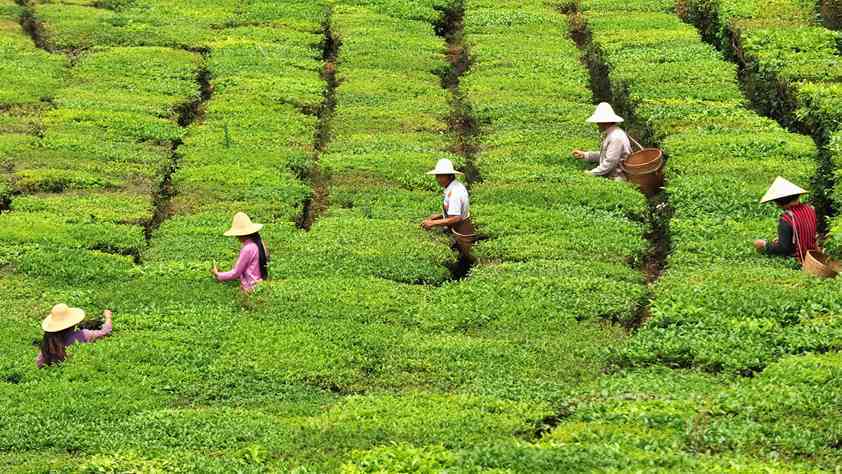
[
  {"xmin": 41, "ymin": 327, "xmax": 74, "ymax": 366},
  {"xmin": 774, "ymin": 195, "xmax": 800, "ymax": 207},
  {"xmin": 246, "ymin": 232, "xmax": 269, "ymax": 280}
]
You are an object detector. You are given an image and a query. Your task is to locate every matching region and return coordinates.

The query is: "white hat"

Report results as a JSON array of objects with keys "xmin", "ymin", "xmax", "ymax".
[
  {"xmin": 586, "ymin": 102, "xmax": 624, "ymax": 123},
  {"xmin": 42, "ymin": 304, "xmax": 85, "ymax": 333},
  {"xmin": 426, "ymin": 158, "xmax": 463, "ymax": 176},
  {"xmin": 760, "ymin": 177, "xmax": 808, "ymax": 203},
  {"xmin": 224, "ymin": 212, "xmax": 264, "ymax": 236}
]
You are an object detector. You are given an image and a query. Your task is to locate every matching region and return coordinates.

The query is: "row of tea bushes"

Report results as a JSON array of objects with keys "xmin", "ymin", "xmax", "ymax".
[
  {"xmin": 461, "ymin": 0, "xmax": 647, "ymax": 307},
  {"xmin": 142, "ymin": 9, "xmax": 328, "ymax": 271},
  {"xmin": 680, "ymin": 0, "xmax": 841, "ymax": 143},
  {"xmin": 577, "ymin": 0, "xmax": 840, "ymax": 375},
  {"xmin": 334, "ymin": 0, "xmax": 653, "ymax": 469},
  {"xmin": 0, "ymin": 0, "xmax": 62, "ymax": 106},
  {"xmin": 0, "ymin": 2, "xmax": 614, "ymax": 471},
  {"xmin": 1, "ymin": 2, "xmax": 331, "ymax": 471},
  {"xmin": 0, "ymin": 0, "xmax": 63, "ymax": 216},
  {"xmin": 30, "ymin": 0, "xmax": 323, "ymax": 51},
  {"xmin": 303, "ymin": 2, "xmax": 458, "ymax": 284},
  {"xmin": 1, "ymin": 46, "xmax": 199, "ymax": 261},
  {"xmin": 556, "ymin": 0, "xmax": 842, "ymax": 469},
  {"xmin": 679, "ymin": 0, "xmax": 842, "ymax": 254}
]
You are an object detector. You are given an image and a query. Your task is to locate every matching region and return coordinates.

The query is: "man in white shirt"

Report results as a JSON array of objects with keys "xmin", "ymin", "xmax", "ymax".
[
  {"xmin": 572, "ymin": 102, "xmax": 632, "ymax": 181},
  {"xmin": 421, "ymin": 158, "xmax": 475, "ymax": 258}
]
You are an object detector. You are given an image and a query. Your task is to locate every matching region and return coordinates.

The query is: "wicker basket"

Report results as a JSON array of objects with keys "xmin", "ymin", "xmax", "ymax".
[{"xmin": 803, "ymin": 250, "xmax": 838, "ymax": 279}]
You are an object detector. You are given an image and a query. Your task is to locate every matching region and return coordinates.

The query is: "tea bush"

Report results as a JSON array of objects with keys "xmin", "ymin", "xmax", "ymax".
[
  {"xmin": 579, "ymin": 0, "xmax": 842, "ymax": 375},
  {"xmin": 3, "ymin": 0, "xmax": 839, "ymax": 472},
  {"xmin": 679, "ymin": 0, "xmax": 842, "ymax": 254}
]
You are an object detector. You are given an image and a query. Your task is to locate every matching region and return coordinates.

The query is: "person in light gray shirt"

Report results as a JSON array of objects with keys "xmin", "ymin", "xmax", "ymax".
[{"xmin": 572, "ymin": 102, "xmax": 632, "ymax": 181}]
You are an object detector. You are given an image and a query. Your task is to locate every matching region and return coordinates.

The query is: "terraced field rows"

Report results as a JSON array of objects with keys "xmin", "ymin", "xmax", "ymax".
[
  {"xmin": 548, "ymin": 0, "xmax": 841, "ymax": 469},
  {"xmin": 1, "ymin": 0, "xmax": 840, "ymax": 471},
  {"xmin": 0, "ymin": 1, "xmax": 645, "ymax": 471},
  {"xmin": 679, "ymin": 0, "xmax": 842, "ymax": 248},
  {"xmin": 576, "ymin": 0, "xmax": 841, "ymax": 377}
]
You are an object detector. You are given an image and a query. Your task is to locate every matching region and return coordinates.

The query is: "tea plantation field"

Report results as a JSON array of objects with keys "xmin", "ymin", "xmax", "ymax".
[{"xmin": 1, "ymin": 0, "xmax": 840, "ymax": 472}]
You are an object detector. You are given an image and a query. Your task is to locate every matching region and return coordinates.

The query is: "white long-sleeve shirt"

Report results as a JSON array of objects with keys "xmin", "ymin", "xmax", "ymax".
[
  {"xmin": 442, "ymin": 180, "xmax": 470, "ymax": 218},
  {"xmin": 585, "ymin": 125, "xmax": 631, "ymax": 179}
]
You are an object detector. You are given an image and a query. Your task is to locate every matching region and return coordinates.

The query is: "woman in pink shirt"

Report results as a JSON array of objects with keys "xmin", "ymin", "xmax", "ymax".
[
  {"xmin": 212, "ymin": 212, "xmax": 269, "ymax": 292},
  {"xmin": 36, "ymin": 304, "xmax": 113, "ymax": 368}
]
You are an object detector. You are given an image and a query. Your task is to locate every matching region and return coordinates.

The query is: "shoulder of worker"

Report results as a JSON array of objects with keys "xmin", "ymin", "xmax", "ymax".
[
  {"xmin": 449, "ymin": 180, "xmax": 469, "ymax": 196},
  {"xmin": 241, "ymin": 240, "xmax": 260, "ymax": 255},
  {"xmin": 606, "ymin": 126, "xmax": 629, "ymax": 141}
]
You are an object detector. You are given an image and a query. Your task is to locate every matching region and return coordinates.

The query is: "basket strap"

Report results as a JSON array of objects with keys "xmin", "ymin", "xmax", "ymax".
[
  {"xmin": 628, "ymin": 135, "xmax": 644, "ymax": 152},
  {"xmin": 785, "ymin": 210, "xmax": 805, "ymax": 263}
]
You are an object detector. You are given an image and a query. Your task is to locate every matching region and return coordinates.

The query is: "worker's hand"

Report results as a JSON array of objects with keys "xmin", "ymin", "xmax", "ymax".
[
  {"xmin": 421, "ymin": 219, "xmax": 435, "ymax": 230},
  {"xmin": 572, "ymin": 150, "xmax": 586, "ymax": 160},
  {"xmin": 753, "ymin": 239, "xmax": 767, "ymax": 253},
  {"xmin": 583, "ymin": 170, "xmax": 593, "ymax": 176},
  {"xmin": 103, "ymin": 309, "xmax": 113, "ymax": 320},
  {"xmin": 211, "ymin": 264, "xmax": 219, "ymax": 277}
]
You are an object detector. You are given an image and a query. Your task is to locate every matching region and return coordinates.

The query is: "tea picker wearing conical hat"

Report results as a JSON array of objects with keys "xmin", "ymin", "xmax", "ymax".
[
  {"xmin": 754, "ymin": 177, "xmax": 818, "ymax": 262},
  {"xmin": 421, "ymin": 159, "xmax": 476, "ymax": 258},
  {"xmin": 572, "ymin": 102, "xmax": 632, "ymax": 181},
  {"xmin": 36, "ymin": 304, "xmax": 113, "ymax": 368},
  {"xmin": 213, "ymin": 212, "xmax": 270, "ymax": 292}
]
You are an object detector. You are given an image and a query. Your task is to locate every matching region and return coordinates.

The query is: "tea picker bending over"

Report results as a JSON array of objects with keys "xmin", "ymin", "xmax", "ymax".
[
  {"xmin": 421, "ymin": 158, "xmax": 477, "ymax": 259},
  {"xmin": 37, "ymin": 304, "xmax": 113, "ymax": 368},
  {"xmin": 572, "ymin": 102, "xmax": 631, "ymax": 181},
  {"xmin": 213, "ymin": 212, "xmax": 270, "ymax": 292},
  {"xmin": 754, "ymin": 177, "xmax": 818, "ymax": 262}
]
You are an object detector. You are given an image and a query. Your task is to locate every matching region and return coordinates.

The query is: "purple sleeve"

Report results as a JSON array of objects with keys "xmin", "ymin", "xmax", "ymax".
[
  {"xmin": 216, "ymin": 244, "xmax": 256, "ymax": 282},
  {"xmin": 81, "ymin": 320, "xmax": 113, "ymax": 343},
  {"xmin": 36, "ymin": 352, "xmax": 45, "ymax": 368}
]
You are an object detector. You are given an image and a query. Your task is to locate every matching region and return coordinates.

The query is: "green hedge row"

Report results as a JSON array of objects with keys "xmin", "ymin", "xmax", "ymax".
[
  {"xmin": 318, "ymin": 2, "xmax": 456, "ymax": 249},
  {"xmin": 0, "ymin": 1, "xmax": 63, "ymax": 106},
  {"xmin": 143, "ymin": 7, "xmax": 327, "ymax": 268},
  {"xmin": 0, "ymin": 45, "xmax": 199, "ymax": 261},
  {"xmin": 461, "ymin": 1, "xmax": 647, "ymax": 269},
  {"xmin": 338, "ymin": 367, "xmax": 835, "ymax": 472},
  {"xmin": 578, "ymin": 0, "xmax": 842, "ymax": 376},
  {"xmin": 567, "ymin": 1, "xmax": 842, "ymax": 469},
  {"xmin": 678, "ymin": 0, "xmax": 842, "ymax": 253},
  {"xmin": 31, "ymin": 0, "xmax": 325, "ymax": 50}
]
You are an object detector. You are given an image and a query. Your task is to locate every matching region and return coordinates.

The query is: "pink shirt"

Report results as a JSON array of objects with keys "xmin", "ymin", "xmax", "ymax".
[
  {"xmin": 216, "ymin": 240, "xmax": 263, "ymax": 291},
  {"xmin": 35, "ymin": 321, "xmax": 113, "ymax": 368}
]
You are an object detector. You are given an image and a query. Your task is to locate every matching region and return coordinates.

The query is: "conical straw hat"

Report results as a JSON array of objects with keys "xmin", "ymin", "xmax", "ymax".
[
  {"xmin": 224, "ymin": 212, "xmax": 264, "ymax": 237},
  {"xmin": 586, "ymin": 102, "xmax": 624, "ymax": 123},
  {"xmin": 426, "ymin": 158, "xmax": 463, "ymax": 176},
  {"xmin": 760, "ymin": 177, "xmax": 808, "ymax": 203},
  {"xmin": 42, "ymin": 304, "xmax": 85, "ymax": 333}
]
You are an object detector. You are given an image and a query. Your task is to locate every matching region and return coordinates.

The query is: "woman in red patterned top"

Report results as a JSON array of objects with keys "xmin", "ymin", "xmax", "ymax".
[{"xmin": 754, "ymin": 177, "xmax": 818, "ymax": 262}]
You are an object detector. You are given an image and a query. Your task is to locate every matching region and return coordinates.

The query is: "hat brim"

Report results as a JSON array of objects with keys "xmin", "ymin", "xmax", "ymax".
[
  {"xmin": 760, "ymin": 191, "xmax": 806, "ymax": 204},
  {"xmin": 42, "ymin": 308, "xmax": 85, "ymax": 333},
  {"xmin": 426, "ymin": 170, "xmax": 464, "ymax": 176},
  {"xmin": 586, "ymin": 115, "xmax": 624, "ymax": 123},
  {"xmin": 223, "ymin": 223, "xmax": 264, "ymax": 237}
]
